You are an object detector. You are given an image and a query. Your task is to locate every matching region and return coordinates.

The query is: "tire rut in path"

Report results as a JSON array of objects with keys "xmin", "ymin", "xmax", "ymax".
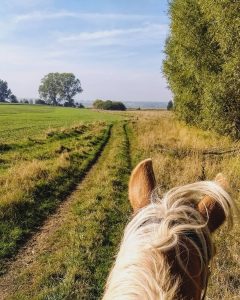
[{"xmin": 0, "ymin": 125, "xmax": 113, "ymax": 300}]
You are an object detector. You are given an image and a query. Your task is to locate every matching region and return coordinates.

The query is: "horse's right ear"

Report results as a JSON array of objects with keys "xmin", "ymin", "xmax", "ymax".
[
  {"xmin": 128, "ymin": 159, "xmax": 156, "ymax": 212},
  {"xmin": 198, "ymin": 173, "xmax": 230, "ymax": 233}
]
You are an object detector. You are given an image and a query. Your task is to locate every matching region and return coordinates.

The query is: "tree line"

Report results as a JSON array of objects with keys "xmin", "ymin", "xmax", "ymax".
[
  {"xmin": 0, "ymin": 80, "xmax": 17, "ymax": 103},
  {"xmin": 0, "ymin": 74, "xmax": 126, "ymax": 111},
  {"xmin": 0, "ymin": 73, "xmax": 83, "ymax": 107},
  {"xmin": 164, "ymin": 0, "xmax": 240, "ymax": 138}
]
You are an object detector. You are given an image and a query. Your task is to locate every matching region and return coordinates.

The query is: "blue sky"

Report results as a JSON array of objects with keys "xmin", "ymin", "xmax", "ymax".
[{"xmin": 0, "ymin": 0, "xmax": 172, "ymax": 102}]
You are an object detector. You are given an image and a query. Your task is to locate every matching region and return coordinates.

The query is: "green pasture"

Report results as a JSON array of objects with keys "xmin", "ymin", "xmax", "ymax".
[
  {"xmin": 0, "ymin": 104, "xmax": 122, "ymax": 143},
  {"xmin": 0, "ymin": 104, "xmax": 125, "ymax": 269}
]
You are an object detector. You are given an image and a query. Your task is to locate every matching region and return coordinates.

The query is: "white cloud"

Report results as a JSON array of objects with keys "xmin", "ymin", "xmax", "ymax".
[
  {"xmin": 57, "ymin": 23, "xmax": 169, "ymax": 46},
  {"xmin": 12, "ymin": 11, "xmax": 156, "ymax": 23}
]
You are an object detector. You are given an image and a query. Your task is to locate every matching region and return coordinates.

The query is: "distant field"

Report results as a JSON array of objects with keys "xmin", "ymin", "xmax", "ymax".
[{"xmin": 0, "ymin": 104, "xmax": 122, "ymax": 143}]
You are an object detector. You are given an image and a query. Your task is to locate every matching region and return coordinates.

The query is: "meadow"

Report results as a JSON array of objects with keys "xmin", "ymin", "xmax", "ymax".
[
  {"xmin": 0, "ymin": 105, "xmax": 239, "ymax": 299},
  {"xmin": 0, "ymin": 104, "xmax": 123, "ymax": 267}
]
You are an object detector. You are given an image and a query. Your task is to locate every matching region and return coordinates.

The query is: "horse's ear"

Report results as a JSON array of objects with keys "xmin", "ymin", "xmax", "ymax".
[
  {"xmin": 198, "ymin": 173, "xmax": 229, "ymax": 233},
  {"xmin": 129, "ymin": 159, "xmax": 156, "ymax": 212}
]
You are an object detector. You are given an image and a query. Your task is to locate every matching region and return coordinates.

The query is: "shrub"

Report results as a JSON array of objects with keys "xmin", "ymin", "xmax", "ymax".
[
  {"xmin": 167, "ymin": 100, "xmax": 173, "ymax": 111},
  {"xmin": 93, "ymin": 99, "xmax": 126, "ymax": 111}
]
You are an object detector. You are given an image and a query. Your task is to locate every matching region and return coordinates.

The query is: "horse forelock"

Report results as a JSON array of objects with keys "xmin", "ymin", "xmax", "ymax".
[{"xmin": 103, "ymin": 181, "xmax": 234, "ymax": 300}]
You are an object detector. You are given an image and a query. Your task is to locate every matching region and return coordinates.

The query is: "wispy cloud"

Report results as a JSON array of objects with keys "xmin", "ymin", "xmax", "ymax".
[
  {"xmin": 57, "ymin": 23, "xmax": 168, "ymax": 46},
  {"xmin": 13, "ymin": 11, "xmax": 157, "ymax": 23}
]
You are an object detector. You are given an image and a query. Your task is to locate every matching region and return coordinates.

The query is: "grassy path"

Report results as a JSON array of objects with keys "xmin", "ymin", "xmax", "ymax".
[
  {"xmin": 0, "ymin": 123, "xmax": 112, "ymax": 269},
  {"xmin": 0, "ymin": 122, "xmax": 132, "ymax": 299}
]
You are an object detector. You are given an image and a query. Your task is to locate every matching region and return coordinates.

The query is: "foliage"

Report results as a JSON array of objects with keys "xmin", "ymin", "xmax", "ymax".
[
  {"xmin": 59, "ymin": 73, "xmax": 83, "ymax": 106},
  {"xmin": 93, "ymin": 99, "xmax": 126, "ymax": 111},
  {"xmin": 35, "ymin": 99, "xmax": 47, "ymax": 105},
  {"xmin": 9, "ymin": 94, "xmax": 18, "ymax": 103},
  {"xmin": 0, "ymin": 79, "xmax": 12, "ymax": 102},
  {"xmin": 163, "ymin": 0, "xmax": 240, "ymax": 138},
  {"xmin": 38, "ymin": 73, "xmax": 83, "ymax": 106},
  {"xmin": 93, "ymin": 99, "xmax": 104, "ymax": 109},
  {"xmin": 78, "ymin": 103, "xmax": 85, "ymax": 108},
  {"xmin": 167, "ymin": 100, "xmax": 173, "ymax": 111}
]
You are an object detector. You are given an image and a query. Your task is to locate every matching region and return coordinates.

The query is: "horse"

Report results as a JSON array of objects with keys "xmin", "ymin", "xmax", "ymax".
[{"xmin": 102, "ymin": 159, "xmax": 236, "ymax": 300}]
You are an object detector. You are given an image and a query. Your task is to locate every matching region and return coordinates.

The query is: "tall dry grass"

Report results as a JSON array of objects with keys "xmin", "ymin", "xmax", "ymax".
[{"xmin": 129, "ymin": 111, "xmax": 240, "ymax": 300}]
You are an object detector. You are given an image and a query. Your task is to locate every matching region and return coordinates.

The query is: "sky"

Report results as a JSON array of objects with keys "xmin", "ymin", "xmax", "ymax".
[{"xmin": 0, "ymin": 0, "xmax": 172, "ymax": 102}]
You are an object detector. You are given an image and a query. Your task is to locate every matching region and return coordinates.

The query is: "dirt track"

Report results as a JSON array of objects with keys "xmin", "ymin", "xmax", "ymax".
[{"xmin": 0, "ymin": 126, "xmax": 113, "ymax": 300}]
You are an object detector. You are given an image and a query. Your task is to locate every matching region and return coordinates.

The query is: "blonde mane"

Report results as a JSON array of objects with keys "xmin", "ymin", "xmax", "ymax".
[{"xmin": 103, "ymin": 181, "xmax": 235, "ymax": 300}]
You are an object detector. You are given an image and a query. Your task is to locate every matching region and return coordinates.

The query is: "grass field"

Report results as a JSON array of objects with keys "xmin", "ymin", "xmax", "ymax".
[
  {"xmin": 0, "ymin": 106, "xmax": 239, "ymax": 299},
  {"xmin": 0, "ymin": 104, "xmax": 123, "ymax": 269},
  {"xmin": 0, "ymin": 104, "xmax": 122, "ymax": 144}
]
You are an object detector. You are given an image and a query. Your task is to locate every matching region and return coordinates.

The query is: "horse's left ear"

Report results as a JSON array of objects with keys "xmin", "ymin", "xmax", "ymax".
[
  {"xmin": 129, "ymin": 159, "xmax": 156, "ymax": 212},
  {"xmin": 198, "ymin": 173, "xmax": 229, "ymax": 233}
]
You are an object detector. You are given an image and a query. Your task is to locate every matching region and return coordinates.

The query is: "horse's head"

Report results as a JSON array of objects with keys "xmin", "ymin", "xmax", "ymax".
[
  {"xmin": 127, "ymin": 159, "xmax": 234, "ymax": 300},
  {"xmin": 103, "ymin": 159, "xmax": 235, "ymax": 300}
]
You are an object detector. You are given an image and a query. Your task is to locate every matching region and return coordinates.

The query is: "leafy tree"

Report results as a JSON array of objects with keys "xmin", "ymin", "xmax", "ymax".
[
  {"xmin": 39, "ymin": 73, "xmax": 62, "ymax": 105},
  {"xmin": 164, "ymin": 0, "xmax": 240, "ymax": 138},
  {"xmin": 9, "ymin": 94, "xmax": 18, "ymax": 103},
  {"xmin": 0, "ymin": 79, "xmax": 12, "ymax": 102},
  {"xmin": 59, "ymin": 73, "xmax": 83, "ymax": 106},
  {"xmin": 167, "ymin": 100, "xmax": 173, "ymax": 111},
  {"xmin": 93, "ymin": 99, "xmax": 104, "ymax": 109},
  {"xmin": 39, "ymin": 73, "xmax": 83, "ymax": 106}
]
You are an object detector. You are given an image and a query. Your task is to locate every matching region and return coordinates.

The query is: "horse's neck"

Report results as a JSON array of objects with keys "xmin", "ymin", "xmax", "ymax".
[{"xmin": 167, "ymin": 239, "xmax": 204, "ymax": 300}]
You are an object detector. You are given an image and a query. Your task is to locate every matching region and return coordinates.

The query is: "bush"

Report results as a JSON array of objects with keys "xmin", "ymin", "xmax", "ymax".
[
  {"xmin": 93, "ymin": 99, "xmax": 126, "ymax": 111},
  {"xmin": 35, "ymin": 99, "xmax": 47, "ymax": 105},
  {"xmin": 167, "ymin": 100, "xmax": 173, "ymax": 111},
  {"xmin": 78, "ymin": 103, "xmax": 85, "ymax": 108},
  {"xmin": 9, "ymin": 95, "xmax": 18, "ymax": 103}
]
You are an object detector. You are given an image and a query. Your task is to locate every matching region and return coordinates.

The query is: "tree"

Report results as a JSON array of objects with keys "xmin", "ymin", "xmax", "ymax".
[
  {"xmin": 39, "ymin": 73, "xmax": 83, "ymax": 106},
  {"xmin": 0, "ymin": 79, "xmax": 12, "ymax": 102},
  {"xmin": 167, "ymin": 100, "xmax": 173, "ymax": 111},
  {"xmin": 39, "ymin": 73, "xmax": 61, "ymax": 105},
  {"xmin": 59, "ymin": 73, "xmax": 83, "ymax": 106},
  {"xmin": 93, "ymin": 99, "xmax": 104, "ymax": 109},
  {"xmin": 164, "ymin": 0, "xmax": 240, "ymax": 138},
  {"xmin": 9, "ymin": 94, "xmax": 18, "ymax": 103}
]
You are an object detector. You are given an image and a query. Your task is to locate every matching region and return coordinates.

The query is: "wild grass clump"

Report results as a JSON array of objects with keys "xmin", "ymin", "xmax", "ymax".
[
  {"xmin": 0, "ymin": 160, "xmax": 49, "ymax": 211},
  {"xmin": 45, "ymin": 123, "xmax": 88, "ymax": 139}
]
